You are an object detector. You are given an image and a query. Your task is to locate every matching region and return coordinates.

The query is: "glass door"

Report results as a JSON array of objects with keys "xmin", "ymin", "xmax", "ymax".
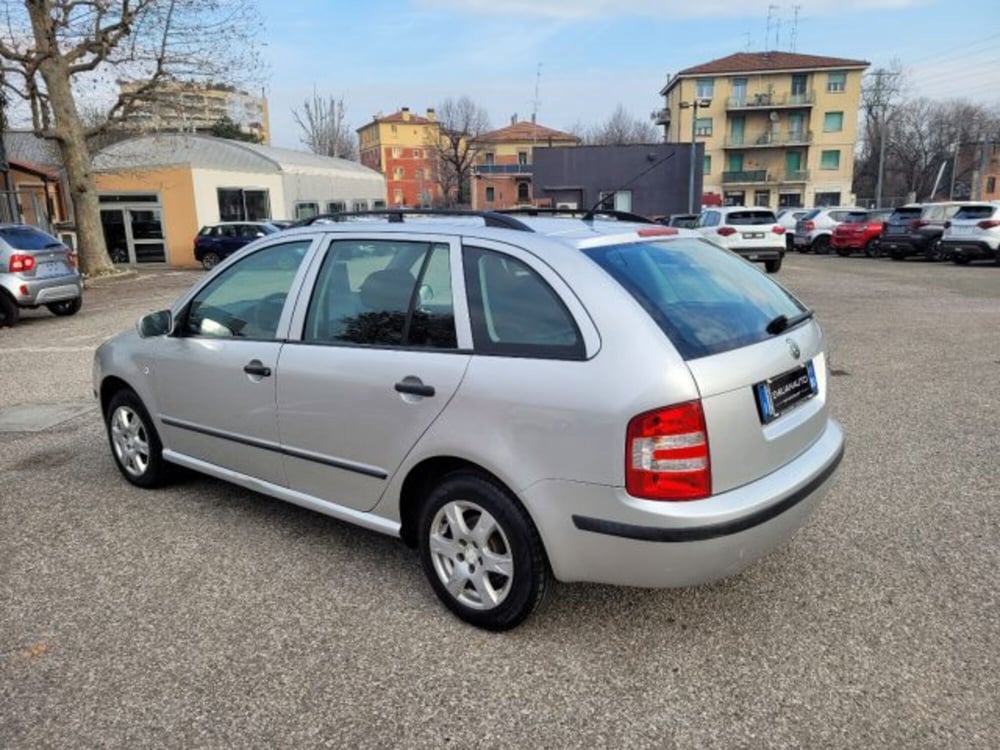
[
  {"xmin": 100, "ymin": 209, "xmax": 130, "ymax": 264},
  {"xmin": 100, "ymin": 203, "xmax": 166, "ymax": 264},
  {"xmin": 731, "ymin": 77, "xmax": 747, "ymax": 106},
  {"xmin": 730, "ymin": 116, "xmax": 745, "ymax": 146}
]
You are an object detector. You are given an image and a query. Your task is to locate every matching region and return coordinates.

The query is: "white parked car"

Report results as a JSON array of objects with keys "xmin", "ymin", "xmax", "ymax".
[
  {"xmin": 941, "ymin": 203, "xmax": 1000, "ymax": 265},
  {"xmin": 695, "ymin": 206, "xmax": 786, "ymax": 273},
  {"xmin": 792, "ymin": 207, "xmax": 862, "ymax": 254}
]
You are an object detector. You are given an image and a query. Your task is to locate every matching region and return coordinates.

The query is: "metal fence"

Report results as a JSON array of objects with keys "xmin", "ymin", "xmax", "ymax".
[{"xmin": 0, "ymin": 190, "xmax": 18, "ymax": 223}]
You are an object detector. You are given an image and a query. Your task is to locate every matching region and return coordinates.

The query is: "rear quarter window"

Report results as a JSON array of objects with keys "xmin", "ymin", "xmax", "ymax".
[{"xmin": 583, "ymin": 238, "xmax": 806, "ymax": 360}]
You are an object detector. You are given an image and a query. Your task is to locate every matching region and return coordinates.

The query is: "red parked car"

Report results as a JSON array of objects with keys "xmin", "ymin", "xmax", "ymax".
[{"xmin": 832, "ymin": 209, "xmax": 894, "ymax": 257}]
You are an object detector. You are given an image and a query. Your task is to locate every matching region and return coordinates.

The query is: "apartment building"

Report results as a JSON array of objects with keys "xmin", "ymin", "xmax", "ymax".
[
  {"xmin": 357, "ymin": 108, "xmax": 442, "ymax": 207},
  {"xmin": 658, "ymin": 52, "xmax": 869, "ymax": 209},
  {"xmin": 118, "ymin": 80, "xmax": 270, "ymax": 144},
  {"xmin": 470, "ymin": 118, "xmax": 579, "ymax": 210}
]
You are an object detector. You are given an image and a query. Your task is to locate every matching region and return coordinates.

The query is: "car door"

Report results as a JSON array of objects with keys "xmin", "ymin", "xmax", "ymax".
[
  {"xmin": 153, "ymin": 237, "xmax": 317, "ymax": 485},
  {"xmin": 277, "ymin": 234, "xmax": 472, "ymax": 512}
]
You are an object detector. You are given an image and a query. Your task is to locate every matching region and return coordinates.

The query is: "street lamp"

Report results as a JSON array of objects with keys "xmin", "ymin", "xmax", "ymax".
[{"xmin": 678, "ymin": 98, "xmax": 711, "ymax": 214}]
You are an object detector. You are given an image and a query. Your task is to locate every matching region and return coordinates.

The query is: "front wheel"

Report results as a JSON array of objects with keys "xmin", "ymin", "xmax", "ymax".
[
  {"xmin": 765, "ymin": 257, "xmax": 782, "ymax": 273},
  {"xmin": 864, "ymin": 238, "xmax": 881, "ymax": 258},
  {"xmin": 811, "ymin": 236, "xmax": 831, "ymax": 255},
  {"xmin": 418, "ymin": 472, "xmax": 550, "ymax": 631},
  {"xmin": 47, "ymin": 297, "xmax": 82, "ymax": 317},
  {"xmin": 105, "ymin": 390, "xmax": 171, "ymax": 488},
  {"xmin": 200, "ymin": 251, "xmax": 221, "ymax": 270},
  {"xmin": 0, "ymin": 293, "xmax": 18, "ymax": 327}
]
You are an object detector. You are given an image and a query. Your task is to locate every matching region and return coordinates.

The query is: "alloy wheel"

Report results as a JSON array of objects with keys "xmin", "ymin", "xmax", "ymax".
[{"xmin": 110, "ymin": 405, "xmax": 150, "ymax": 478}]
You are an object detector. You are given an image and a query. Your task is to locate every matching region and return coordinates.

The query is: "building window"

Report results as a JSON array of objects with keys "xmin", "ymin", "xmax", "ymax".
[
  {"xmin": 294, "ymin": 201, "xmax": 319, "ymax": 220},
  {"xmin": 352, "ymin": 200, "xmax": 368, "ymax": 212},
  {"xmin": 694, "ymin": 117, "xmax": 713, "ymax": 136},
  {"xmin": 217, "ymin": 188, "xmax": 271, "ymax": 222},
  {"xmin": 827, "ymin": 72, "xmax": 846, "ymax": 93},
  {"xmin": 517, "ymin": 182, "xmax": 530, "ymax": 202},
  {"xmin": 820, "ymin": 150, "xmax": 841, "ymax": 170},
  {"xmin": 393, "ymin": 167, "xmax": 405, "ymax": 179},
  {"xmin": 393, "ymin": 189, "xmax": 403, "ymax": 204},
  {"xmin": 703, "ymin": 154, "xmax": 711, "ymax": 175},
  {"xmin": 518, "ymin": 151, "xmax": 528, "ymax": 166},
  {"xmin": 413, "ymin": 149, "xmax": 422, "ymax": 158},
  {"xmin": 814, "ymin": 191, "xmax": 842, "ymax": 206},
  {"xmin": 599, "ymin": 190, "xmax": 632, "ymax": 212},
  {"xmin": 373, "ymin": 200, "xmax": 386, "ymax": 210},
  {"xmin": 392, "ymin": 147, "xmax": 402, "ymax": 158},
  {"xmin": 696, "ymin": 78, "xmax": 715, "ymax": 99},
  {"xmin": 325, "ymin": 201, "xmax": 346, "ymax": 214},
  {"xmin": 987, "ymin": 176, "xmax": 997, "ymax": 193},
  {"xmin": 485, "ymin": 186, "xmax": 495, "ymax": 203},
  {"xmin": 390, "ymin": 125, "xmax": 397, "ymax": 134},
  {"xmin": 779, "ymin": 192, "xmax": 803, "ymax": 208},
  {"xmin": 823, "ymin": 112, "xmax": 844, "ymax": 132},
  {"xmin": 485, "ymin": 152, "xmax": 495, "ymax": 165},
  {"xmin": 415, "ymin": 168, "xmax": 423, "ymax": 181},
  {"xmin": 754, "ymin": 190, "xmax": 770, "ymax": 207}
]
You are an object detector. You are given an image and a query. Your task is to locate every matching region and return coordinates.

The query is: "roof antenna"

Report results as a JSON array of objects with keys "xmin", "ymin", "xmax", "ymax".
[
  {"xmin": 582, "ymin": 151, "xmax": 676, "ymax": 221},
  {"xmin": 790, "ymin": 5, "xmax": 801, "ymax": 52},
  {"xmin": 743, "ymin": 32, "xmax": 752, "ymax": 52},
  {"xmin": 765, "ymin": 4, "xmax": 779, "ymax": 50},
  {"xmin": 530, "ymin": 62, "xmax": 542, "ymax": 148}
]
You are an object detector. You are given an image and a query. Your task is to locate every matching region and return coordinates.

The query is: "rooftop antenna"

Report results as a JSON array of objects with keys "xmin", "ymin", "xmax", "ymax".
[
  {"xmin": 790, "ymin": 5, "xmax": 801, "ymax": 51},
  {"xmin": 765, "ymin": 4, "xmax": 779, "ymax": 50},
  {"xmin": 775, "ymin": 16, "xmax": 782, "ymax": 50},
  {"xmin": 530, "ymin": 62, "xmax": 542, "ymax": 148},
  {"xmin": 743, "ymin": 32, "xmax": 752, "ymax": 52}
]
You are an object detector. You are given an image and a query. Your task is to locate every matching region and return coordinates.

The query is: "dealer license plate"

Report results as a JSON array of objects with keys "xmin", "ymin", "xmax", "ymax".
[
  {"xmin": 743, "ymin": 232, "xmax": 765, "ymax": 239},
  {"xmin": 754, "ymin": 361, "xmax": 818, "ymax": 424}
]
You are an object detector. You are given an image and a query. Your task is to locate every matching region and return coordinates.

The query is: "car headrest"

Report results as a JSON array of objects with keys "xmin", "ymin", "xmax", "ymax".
[{"xmin": 360, "ymin": 268, "xmax": 416, "ymax": 312}]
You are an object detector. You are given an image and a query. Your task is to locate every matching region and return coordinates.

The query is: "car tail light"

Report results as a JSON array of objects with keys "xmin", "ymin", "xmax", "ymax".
[
  {"xmin": 803, "ymin": 220, "xmax": 815, "ymax": 231},
  {"xmin": 626, "ymin": 401, "xmax": 711, "ymax": 501},
  {"xmin": 638, "ymin": 227, "xmax": 678, "ymax": 237},
  {"xmin": 67, "ymin": 252, "xmax": 78, "ymax": 268},
  {"xmin": 9, "ymin": 253, "xmax": 36, "ymax": 273},
  {"xmin": 773, "ymin": 225, "xmax": 786, "ymax": 235},
  {"xmin": 909, "ymin": 219, "xmax": 928, "ymax": 230},
  {"xmin": 977, "ymin": 219, "xmax": 1000, "ymax": 229},
  {"xmin": 717, "ymin": 227, "xmax": 737, "ymax": 236}
]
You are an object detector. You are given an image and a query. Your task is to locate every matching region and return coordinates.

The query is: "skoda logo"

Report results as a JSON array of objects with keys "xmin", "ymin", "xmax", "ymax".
[{"xmin": 787, "ymin": 338, "xmax": 801, "ymax": 360}]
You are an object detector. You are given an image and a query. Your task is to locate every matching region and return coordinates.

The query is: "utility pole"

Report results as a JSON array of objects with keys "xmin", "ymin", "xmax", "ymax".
[
  {"xmin": 679, "ymin": 96, "xmax": 706, "ymax": 214},
  {"xmin": 949, "ymin": 141, "xmax": 960, "ymax": 200}
]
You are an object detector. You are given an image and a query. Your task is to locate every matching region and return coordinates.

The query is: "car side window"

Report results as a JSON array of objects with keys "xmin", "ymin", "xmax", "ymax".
[
  {"xmin": 463, "ymin": 246, "xmax": 584, "ymax": 360},
  {"xmin": 184, "ymin": 240, "xmax": 311, "ymax": 340},
  {"xmin": 303, "ymin": 239, "xmax": 457, "ymax": 349},
  {"xmin": 700, "ymin": 211, "xmax": 719, "ymax": 227}
]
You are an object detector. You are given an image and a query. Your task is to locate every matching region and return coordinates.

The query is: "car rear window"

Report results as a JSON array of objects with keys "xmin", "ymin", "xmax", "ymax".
[
  {"xmin": 953, "ymin": 206, "xmax": 996, "ymax": 220},
  {"xmin": 889, "ymin": 207, "xmax": 923, "ymax": 222},
  {"xmin": 801, "ymin": 209, "xmax": 821, "ymax": 220},
  {"xmin": 726, "ymin": 211, "xmax": 777, "ymax": 225},
  {"xmin": 583, "ymin": 238, "xmax": 806, "ymax": 360},
  {"xmin": 0, "ymin": 226, "xmax": 64, "ymax": 251},
  {"xmin": 844, "ymin": 211, "xmax": 869, "ymax": 223}
]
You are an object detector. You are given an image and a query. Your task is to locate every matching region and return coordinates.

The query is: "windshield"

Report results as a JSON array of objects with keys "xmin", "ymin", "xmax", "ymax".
[
  {"xmin": 583, "ymin": 238, "xmax": 806, "ymax": 360},
  {"xmin": 0, "ymin": 226, "xmax": 64, "ymax": 251}
]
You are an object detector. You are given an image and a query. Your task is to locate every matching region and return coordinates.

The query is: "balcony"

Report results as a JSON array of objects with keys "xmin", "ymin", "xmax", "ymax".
[
  {"xmin": 474, "ymin": 164, "xmax": 533, "ymax": 175},
  {"xmin": 783, "ymin": 170, "xmax": 810, "ymax": 183},
  {"xmin": 726, "ymin": 91, "xmax": 815, "ymax": 110},
  {"xmin": 724, "ymin": 130, "xmax": 813, "ymax": 149},
  {"xmin": 722, "ymin": 170, "xmax": 772, "ymax": 184}
]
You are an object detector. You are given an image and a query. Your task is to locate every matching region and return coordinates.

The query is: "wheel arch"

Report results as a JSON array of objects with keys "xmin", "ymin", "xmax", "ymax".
[{"xmin": 100, "ymin": 375, "xmax": 138, "ymax": 417}]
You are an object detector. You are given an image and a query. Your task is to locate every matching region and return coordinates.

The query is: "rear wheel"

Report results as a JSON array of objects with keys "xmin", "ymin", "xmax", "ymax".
[
  {"xmin": 46, "ymin": 297, "xmax": 82, "ymax": 317},
  {"xmin": 418, "ymin": 471, "xmax": 550, "ymax": 631},
  {"xmin": 864, "ymin": 238, "xmax": 881, "ymax": 258},
  {"xmin": 889, "ymin": 248, "xmax": 904, "ymax": 261},
  {"xmin": 952, "ymin": 254, "xmax": 971, "ymax": 266},
  {"xmin": 765, "ymin": 257, "xmax": 782, "ymax": 273},
  {"xmin": 811, "ymin": 236, "xmax": 831, "ymax": 255},
  {"xmin": 0, "ymin": 293, "xmax": 18, "ymax": 327},
  {"xmin": 105, "ymin": 390, "xmax": 170, "ymax": 488},
  {"xmin": 200, "ymin": 251, "xmax": 221, "ymax": 270},
  {"xmin": 834, "ymin": 246, "xmax": 851, "ymax": 257}
]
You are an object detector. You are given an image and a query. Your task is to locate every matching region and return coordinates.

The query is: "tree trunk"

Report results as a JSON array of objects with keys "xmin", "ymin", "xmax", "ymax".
[{"xmin": 27, "ymin": 1, "xmax": 114, "ymax": 276}]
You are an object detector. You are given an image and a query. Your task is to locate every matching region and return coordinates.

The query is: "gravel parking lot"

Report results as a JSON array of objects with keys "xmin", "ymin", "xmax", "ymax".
[{"xmin": 1, "ymin": 256, "xmax": 998, "ymax": 749}]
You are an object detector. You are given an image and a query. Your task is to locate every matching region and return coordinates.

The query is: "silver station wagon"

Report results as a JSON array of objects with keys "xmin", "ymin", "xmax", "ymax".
[{"xmin": 94, "ymin": 210, "xmax": 845, "ymax": 630}]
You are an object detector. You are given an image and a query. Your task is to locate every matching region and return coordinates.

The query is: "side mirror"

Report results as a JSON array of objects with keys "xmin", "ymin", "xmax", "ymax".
[{"xmin": 137, "ymin": 309, "xmax": 173, "ymax": 338}]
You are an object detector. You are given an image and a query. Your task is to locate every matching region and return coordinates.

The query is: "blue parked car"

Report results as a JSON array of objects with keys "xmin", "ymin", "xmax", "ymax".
[{"xmin": 194, "ymin": 222, "xmax": 280, "ymax": 270}]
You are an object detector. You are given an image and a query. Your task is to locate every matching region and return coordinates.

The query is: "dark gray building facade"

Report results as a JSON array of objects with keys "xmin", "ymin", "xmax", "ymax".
[{"xmin": 532, "ymin": 143, "xmax": 704, "ymax": 218}]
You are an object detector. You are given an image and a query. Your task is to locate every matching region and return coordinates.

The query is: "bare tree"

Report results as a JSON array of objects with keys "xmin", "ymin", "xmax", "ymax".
[
  {"xmin": 0, "ymin": 1, "xmax": 262, "ymax": 275},
  {"xmin": 292, "ymin": 92, "xmax": 357, "ymax": 160},
  {"xmin": 433, "ymin": 96, "xmax": 491, "ymax": 206},
  {"xmin": 574, "ymin": 104, "xmax": 658, "ymax": 146}
]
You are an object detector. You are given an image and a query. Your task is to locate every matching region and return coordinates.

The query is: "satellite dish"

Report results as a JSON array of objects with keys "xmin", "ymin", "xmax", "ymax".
[{"xmin": 769, "ymin": 111, "xmax": 779, "ymax": 122}]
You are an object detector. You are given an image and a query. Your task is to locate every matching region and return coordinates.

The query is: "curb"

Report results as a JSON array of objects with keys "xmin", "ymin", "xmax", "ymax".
[{"xmin": 83, "ymin": 269, "xmax": 140, "ymax": 288}]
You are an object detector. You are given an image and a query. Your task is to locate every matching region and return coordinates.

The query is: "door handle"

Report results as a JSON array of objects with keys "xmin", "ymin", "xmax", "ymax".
[
  {"xmin": 244, "ymin": 360, "xmax": 272, "ymax": 377},
  {"xmin": 394, "ymin": 377, "xmax": 435, "ymax": 398}
]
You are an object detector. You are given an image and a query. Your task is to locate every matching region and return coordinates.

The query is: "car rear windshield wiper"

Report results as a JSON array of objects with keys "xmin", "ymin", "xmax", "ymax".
[{"xmin": 766, "ymin": 308, "xmax": 814, "ymax": 335}]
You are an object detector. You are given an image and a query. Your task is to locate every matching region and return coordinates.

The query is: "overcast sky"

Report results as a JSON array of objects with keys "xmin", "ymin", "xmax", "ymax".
[{"xmin": 253, "ymin": 0, "xmax": 998, "ymax": 147}]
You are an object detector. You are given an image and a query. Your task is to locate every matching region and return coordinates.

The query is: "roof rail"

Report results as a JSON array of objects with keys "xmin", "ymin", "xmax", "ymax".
[
  {"xmin": 290, "ymin": 209, "xmax": 534, "ymax": 232},
  {"xmin": 498, "ymin": 207, "xmax": 655, "ymax": 224}
]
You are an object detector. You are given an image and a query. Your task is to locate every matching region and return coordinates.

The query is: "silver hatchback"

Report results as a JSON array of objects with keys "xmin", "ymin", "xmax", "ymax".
[
  {"xmin": 93, "ymin": 212, "xmax": 845, "ymax": 630},
  {"xmin": 0, "ymin": 224, "xmax": 83, "ymax": 326}
]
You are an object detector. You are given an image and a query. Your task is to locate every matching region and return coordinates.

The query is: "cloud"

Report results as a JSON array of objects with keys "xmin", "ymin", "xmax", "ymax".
[{"xmin": 416, "ymin": 0, "xmax": 925, "ymax": 19}]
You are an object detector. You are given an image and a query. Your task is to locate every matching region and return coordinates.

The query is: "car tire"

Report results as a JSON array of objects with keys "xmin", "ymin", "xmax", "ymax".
[
  {"xmin": 765, "ymin": 257, "xmax": 782, "ymax": 273},
  {"xmin": 46, "ymin": 297, "xmax": 82, "ymax": 317},
  {"xmin": 811, "ymin": 236, "xmax": 831, "ymax": 255},
  {"xmin": 864, "ymin": 238, "xmax": 881, "ymax": 258},
  {"xmin": 925, "ymin": 241, "xmax": 944, "ymax": 262},
  {"xmin": 0, "ymin": 292, "xmax": 19, "ymax": 328},
  {"xmin": 889, "ymin": 248, "xmax": 904, "ymax": 261},
  {"xmin": 201, "ymin": 251, "xmax": 222, "ymax": 270},
  {"xmin": 834, "ymin": 247, "xmax": 851, "ymax": 257},
  {"xmin": 105, "ymin": 389, "xmax": 171, "ymax": 488},
  {"xmin": 418, "ymin": 471, "xmax": 550, "ymax": 631},
  {"xmin": 952, "ymin": 254, "xmax": 971, "ymax": 266}
]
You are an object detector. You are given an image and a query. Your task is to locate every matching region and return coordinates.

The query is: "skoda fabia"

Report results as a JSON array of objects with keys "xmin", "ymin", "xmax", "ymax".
[{"xmin": 94, "ymin": 210, "xmax": 845, "ymax": 630}]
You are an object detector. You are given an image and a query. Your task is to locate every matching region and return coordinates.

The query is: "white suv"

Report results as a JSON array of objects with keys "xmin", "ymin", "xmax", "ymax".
[
  {"xmin": 695, "ymin": 206, "xmax": 786, "ymax": 272},
  {"xmin": 792, "ymin": 206, "xmax": 862, "ymax": 254},
  {"xmin": 941, "ymin": 203, "xmax": 1000, "ymax": 265}
]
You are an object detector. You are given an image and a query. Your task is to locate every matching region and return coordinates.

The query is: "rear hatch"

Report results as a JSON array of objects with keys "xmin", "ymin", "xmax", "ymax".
[
  {"xmin": 584, "ymin": 236, "xmax": 829, "ymax": 494},
  {"xmin": 724, "ymin": 210, "xmax": 781, "ymax": 247},
  {"xmin": 833, "ymin": 211, "xmax": 870, "ymax": 241},
  {"xmin": 0, "ymin": 226, "xmax": 76, "ymax": 279},
  {"xmin": 883, "ymin": 206, "xmax": 923, "ymax": 238},
  {"xmin": 944, "ymin": 205, "xmax": 999, "ymax": 241},
  {"xmin": 794, "ymin": 209, "xmax": 821, "ymax": 238}
]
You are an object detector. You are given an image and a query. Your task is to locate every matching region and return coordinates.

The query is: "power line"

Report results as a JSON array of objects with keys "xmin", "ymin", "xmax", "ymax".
[
  {"xmin": 902, "ymin": 32, "xmax": 1000, "ymax": 67},
  {"xmin": 910, "ymin": 59, "xmax": 1000, "ymax": 86}
]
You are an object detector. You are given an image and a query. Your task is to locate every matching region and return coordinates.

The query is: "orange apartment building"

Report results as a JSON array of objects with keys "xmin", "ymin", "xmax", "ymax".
[
  {"xmin": 470, "ymin": 119, "xmax": 580, "ymax": 210},
  {"xmin": 357, "ymin": 108, "xmax": 442, "ymax": 207}
]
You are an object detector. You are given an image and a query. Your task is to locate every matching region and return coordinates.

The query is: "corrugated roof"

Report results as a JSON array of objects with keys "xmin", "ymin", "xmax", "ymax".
[
  {"xmin": 477, "ymin": 121, "xmax": 579, "ymax": 145},
  {"xmin": 665, "ymin": 51, "xmax": 869, "ymax": 90},
  {"xmin": 93, "ymin": 133, "xmax": 382, "ymax": 182},
  {"xmin": 3, "ymin": 131, "xmax": 62, "ymax": 167}
]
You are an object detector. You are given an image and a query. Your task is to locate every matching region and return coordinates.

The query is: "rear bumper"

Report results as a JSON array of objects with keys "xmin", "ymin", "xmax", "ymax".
[
  {"xmin": 733, "ymin": 247, "xmax": 784, "ymax": 261},
  {"xmin": 941, "ymin": 240, "xmax": 997, "ymax": 260},
  {"xmin": 831, "ymin": 235, "xmax": 868, "ymax": 249},
  {"xmin": 881, "ymin": 234, "xmax": 933, "ymax": 256},
  {"xmin": 1, "ymin": 273, "xmax": 82, "ymax": 306},
  {"xmin": 521, "ymin": 418, "xmax": 845, "ymax": 587}
]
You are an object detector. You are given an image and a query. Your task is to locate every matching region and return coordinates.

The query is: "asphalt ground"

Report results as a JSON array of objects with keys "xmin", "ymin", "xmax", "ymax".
[{"xmin": 1, "ymin": 255, "xmax": 998, "ymax": 748}]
